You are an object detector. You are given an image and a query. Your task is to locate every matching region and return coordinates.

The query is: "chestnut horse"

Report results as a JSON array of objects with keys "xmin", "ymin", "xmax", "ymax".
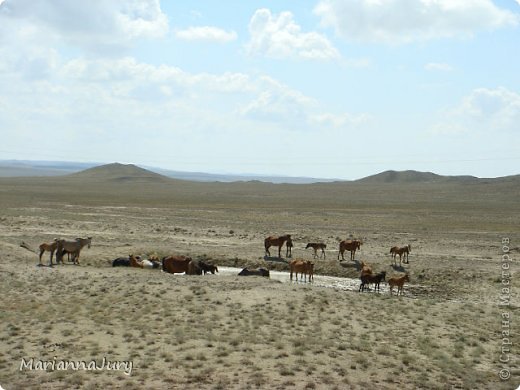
[
  {"xmin": 388, "ymin": 274, "xmax": 410, "ymax": 295},
  {"xmin": 264, "ymin": 234, "xmax": 292, "ymax": 258},
  {"xmin": 289, "ymin": 259, "xmax": 314, "ymax": 282},
  {"xmin": 390, "ymin": 245, "xmax": 411, "ymax": 265},
  {"xmin": 338, "ymin": 239, "xmax": 362, "ymax": 261},
  {"xmin": 305, "ymin": 243, "xmax": 326, "ymax": 259}
]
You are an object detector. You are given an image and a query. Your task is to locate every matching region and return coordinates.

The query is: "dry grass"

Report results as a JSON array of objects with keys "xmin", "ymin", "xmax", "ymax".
[{"xmin": 0, "ymin": 175, "xmax": 518, "ymax": 389}]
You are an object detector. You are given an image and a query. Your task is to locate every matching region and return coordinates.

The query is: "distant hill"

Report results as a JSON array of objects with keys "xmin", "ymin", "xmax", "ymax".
[
  {"xmin": 69, "ymin": 163, "xmax": 170, "ymax": 183},
  {"xmin": 0, "ymin": 160, "xmax": 338, "ymax": 183},
  {"xmin": 355, "ymin": 170, "xmax": 445, "ymax": 183}
]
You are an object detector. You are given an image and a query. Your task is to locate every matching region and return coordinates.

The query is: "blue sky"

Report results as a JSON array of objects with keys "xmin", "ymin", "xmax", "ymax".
[{"xmin": 0, "ymin": 0, "xmax": 519, "ymax": 179}]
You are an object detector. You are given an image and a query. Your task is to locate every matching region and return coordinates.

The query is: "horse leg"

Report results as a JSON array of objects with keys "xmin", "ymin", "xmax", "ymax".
[
  {"xmin": 39, "ymin": 249, "xmax": 44, "ymax": 265},
  {"xmin": 265, "ymin": 244, "xmax": 270, "ymax": 257}
]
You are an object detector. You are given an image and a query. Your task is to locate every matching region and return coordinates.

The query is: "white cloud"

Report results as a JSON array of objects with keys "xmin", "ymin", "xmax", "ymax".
[
  {"xmin": 431, "ymin": 87, "xmax": 520, "ymax": 135},
  {"xmin": 246, "ymin": 8, "xmax": 340, "ymax": 60},
  {"xmin": 314, "ymin": 0, "xmax": 519, "ymax": 44},
  {"xmin": 175, "ymin": 26, "xmax": 237, "ymax": 43},
  {"xmin": 425, "ymin": 62, "xmax": 453, "ymax": 72},
  {"xmin": 0, "ymin": 0, "xmax": 168, "ymax": 54}
]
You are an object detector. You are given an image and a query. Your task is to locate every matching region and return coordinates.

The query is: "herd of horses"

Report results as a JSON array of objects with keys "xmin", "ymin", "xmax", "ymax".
[
  {"xmin": 265, "ymin": 234, "xmax": 411, "ymax": 295},
  {"xmin": 265, "ymin": 235, "xmax": 411, "ymax": 266},
  {"xmin": 34, "ymin": 233, "xmax": 411, "ymax": 295}
]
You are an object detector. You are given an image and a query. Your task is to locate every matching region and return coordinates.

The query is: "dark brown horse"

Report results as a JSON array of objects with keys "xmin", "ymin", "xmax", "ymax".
[
  {"xmin": 285, "ymin": 236, "xmax": 293, "ymax": 258},
  {"xmin": 264, "ymin": 234, "xmax": 292, "ymax": 258},
  {"xmin": 338, "ymin": 239, "xmax": 362, "ymax": 261},
  {"xmin": 305, "ymin": 243, "xmax": 326, "ymax": 259},
  {"xmin": 359, "ymin": 271, "xmax": 386, "ymax": 292},
  {"xmin": 390, "ymin": 244, "xmax": 411, "ymax": 265}
]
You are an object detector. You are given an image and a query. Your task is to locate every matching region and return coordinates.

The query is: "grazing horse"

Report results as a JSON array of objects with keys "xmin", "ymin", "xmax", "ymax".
[
  {"xmin": 359, "ymin": 271, "xmax": 386, "ymax": 292},
  {"xmin": 289, "ymin": 259, "xmax": 314, "ymax": 282},
  {"xmin": 238, "ymin": 268, "xmax": 270, "ymax": 277},
  {"xmin": 162, "ymin": 255, "xmax": 192, "ymax": 274},
  {"xmin": 187, "ymin": 260, "xmax": 203, "ymax": 275},
  {"xmin": 305, "ymin": 243, "xmax": 326, "ymax": 259},
  {"xmin": 55, "ymin": 237, "xmax": 92, "ymax": 265},
  {"xmin": 338, "ymin": 239, "xmax": 362, "ymax": 261},
  {"xmin": 388, "ymin": 274, "xmax": 410, "ymax": 296},
  {"xmin": 199, "ymin": 261, "xmax": 218, "ymax": 275},
  {"xmin": 264, "ymin": 234, "xmax": 292, "ymax": 258},
  {"xmin": 390, "ymin": 245, "xmax": 411, "ymax": 265},
  {"xmin": 38, "ymin": 238, "xmax": 59, "ymax": 266}
]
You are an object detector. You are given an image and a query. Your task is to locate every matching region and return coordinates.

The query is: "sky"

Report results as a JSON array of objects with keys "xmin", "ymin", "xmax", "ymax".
[{"xmin": 0, "ymin": 0, "xmax": 519, "ymax": 180}]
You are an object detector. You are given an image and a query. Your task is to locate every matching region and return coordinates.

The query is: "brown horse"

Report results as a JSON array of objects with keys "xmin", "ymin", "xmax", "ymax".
[
  {"xmin": 129, "ymin": 254, "xmax": 144, "ymax": 268},
  {"xmin": 305, "ymin": 243, "xmax": 326, "ymax": 259},
  {"xmin": 162, "ymin": 255, "xmax": 192, "ymax": 274},
  {"xmin": 338, "ymin": 239, "xmax": 362, "ymax": 261},
  {"xmin": 390, "ymin": 244, "xmax": 411, "ymax": 265},
  {"xmin": 360, "ymin": 260, "xmax": 372, "ymax": 276},
  {"xmin": 38, "ymin": 239, "xmax": 59, "ymax": 266},
  {"xmin": 289, "ymin": 259, "xmax": 314, "ymax": 282},
  {"xmin": 388, "ymin": 274, "xmax": 410, "ymax": 295},
  {"xmin": 264, "ymin": 234, "xmax": 292, "ymax": 258}
]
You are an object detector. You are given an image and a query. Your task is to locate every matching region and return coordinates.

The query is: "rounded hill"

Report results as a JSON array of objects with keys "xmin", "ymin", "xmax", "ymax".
[{"xmin": 68, "ymin": 163, "xmax": 171, "ymax": 183}]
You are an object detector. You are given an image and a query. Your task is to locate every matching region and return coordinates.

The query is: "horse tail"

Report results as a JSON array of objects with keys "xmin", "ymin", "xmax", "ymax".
[{"xmin": 161, "ymin": 256, "xmax": 166, "ymax": 271}]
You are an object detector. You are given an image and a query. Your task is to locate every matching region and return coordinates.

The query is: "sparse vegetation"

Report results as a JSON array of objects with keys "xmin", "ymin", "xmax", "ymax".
[{"xmin": 0, "ymin": 171, "xmax": 518, "ymax": 389}]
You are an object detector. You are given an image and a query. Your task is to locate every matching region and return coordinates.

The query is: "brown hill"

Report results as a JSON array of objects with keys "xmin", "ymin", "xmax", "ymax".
[{"xmin": 69, "ymin": 163, "xmax": 170, "ymax": 183}]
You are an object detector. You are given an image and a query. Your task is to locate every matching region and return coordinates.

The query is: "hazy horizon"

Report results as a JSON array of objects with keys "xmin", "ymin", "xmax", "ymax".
[{"xmin": 1, "ymin": 1, "xmax": 519, "ymax": 180}]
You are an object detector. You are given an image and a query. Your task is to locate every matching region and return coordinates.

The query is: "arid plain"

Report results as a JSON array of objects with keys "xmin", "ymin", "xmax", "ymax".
[{"xmin": 0, "ymin": 164, "xmax": 518, "ymax": 389}]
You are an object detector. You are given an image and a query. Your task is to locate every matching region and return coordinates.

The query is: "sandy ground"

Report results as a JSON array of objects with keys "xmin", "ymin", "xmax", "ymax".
[{"xmin": 0, "ymin": 178, "xmax": 519, "ymax": 389}]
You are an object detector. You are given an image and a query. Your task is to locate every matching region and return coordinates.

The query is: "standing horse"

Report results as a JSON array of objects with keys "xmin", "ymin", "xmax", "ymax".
[
  {"xmin": 286, "ymin": 237, "xmax": 293, "ymax": 258},
  {"xmin": 38, "ymin": 238, "xmax": 59, "ymax": 266},
  {"xmin": 264, "ymin": 234, "xmax": 292, "ymax": 258},
  {"xmin": 56, "ymin": 237, "xmax": 92, "ymax": 265},
  {"xmin": 338, "ymin": 239, "xmax": 362, "ymax": 261},
  {"xmin": 289, "ymin": 259, "xmax": 314, "ymax": 282},
  {"xmin": 305, "ymin": 243, "xmax": 326, "ymax": 259},
  {"xmin": 388, "ymin": 274, "xmax": 410, "ymax": 295},
  {"xmin": 359, "ymin": 271, "xmax": 386, "ymax": 292},
  {"xmin": 390, "ymin": 244, "xmax": 411, "ymax": 265}
]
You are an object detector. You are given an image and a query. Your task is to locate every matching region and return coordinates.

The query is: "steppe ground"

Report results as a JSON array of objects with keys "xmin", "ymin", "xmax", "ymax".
[{"xmin": 0, "ymin": 172, "xmax": 518, "ymax": 389}]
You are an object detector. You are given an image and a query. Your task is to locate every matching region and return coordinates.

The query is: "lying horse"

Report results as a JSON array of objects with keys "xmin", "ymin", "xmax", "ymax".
[
  {"xmin": 306, "ymin": 242, "xmax": 326, "ymax": 259},
  {"xmin": 359, "ymin": 271, "xmax": 386, "ymax": 292},
  {"xmin": 338, "ymin": 239, "xmax": 362, "ymax": 261},
  {"xmin": 129, "ymin": 255, "xmax": 143, "ymax": 268},
  {"xmin": 264, "ymin": 234, "xmax": 291, "ymax": 258},
  {"xmin": 390, "ymin": 245, "xmax": 411, "ymax": 265},
  {"xmin": 56, "ymin": 237, "xmax": 92, "ymax": 265},
  {"xmin": 388, "ymin": 273, "xmax": 410, "ymax": 295},
  {"xmin": 112, "ymin": 257, "xmax": 131, "ymax": 267},
  {"xmin": 289, "ymin": 259, "xmax": 314, "ymax": 282},
  {"xmin": 238, "ymin": 268, "xmax": 270, "ymax": 277},
  {"xmin": 162, "ymin": 255, "xmax": 192, "ymax": 274}
]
